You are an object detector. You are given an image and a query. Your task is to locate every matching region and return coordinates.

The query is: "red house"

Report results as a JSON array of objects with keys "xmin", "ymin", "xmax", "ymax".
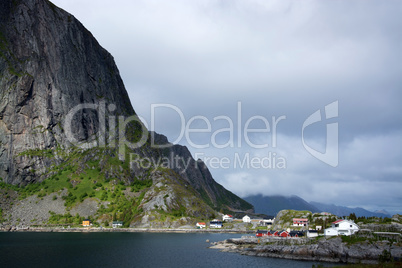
[
  {"xmin": 279, "ymin": 231, "xmax": 290, "ymax": 237},
  {"xmin": 256, "ymin": 230, "xmax": 268, "ymax": 237}
]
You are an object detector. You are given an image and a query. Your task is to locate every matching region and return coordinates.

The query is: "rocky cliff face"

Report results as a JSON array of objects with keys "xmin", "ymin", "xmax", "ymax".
[
  {"xmin": 0, "ymin": 0, "xmax": 253, "ymax": 220},
  {"xmin": 0, "ymin": 0, "xmax": 133, "ymax": 184}
]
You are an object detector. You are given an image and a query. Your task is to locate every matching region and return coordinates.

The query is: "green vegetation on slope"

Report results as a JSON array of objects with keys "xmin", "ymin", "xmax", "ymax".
[
  {"xmin": 0, "ymin": 145, "xmax": 160, "ymax": 225},
  {"xmin": 0, "ymin": 143, "xmax": 218, "ymax": 226}
]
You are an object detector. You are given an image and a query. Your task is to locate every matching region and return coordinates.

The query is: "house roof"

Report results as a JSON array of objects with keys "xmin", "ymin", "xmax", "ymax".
[
  {"xmin": 293, "ymin": 218, "xmax": 308, "ymax": 221},
  {"xmin": 333, "ymin": 219, "xmax": 344, "ymax": 224},
  {"xmin": 289, "ymin": 231, "xmax": 304, "ymax": 236},
  {"xmin": 197, "ymin": 222, "xmax": 206, "ymax": 225},
  {"xmin": 332, "ymin": 219, "xmax": 358, "ymax": 227}
]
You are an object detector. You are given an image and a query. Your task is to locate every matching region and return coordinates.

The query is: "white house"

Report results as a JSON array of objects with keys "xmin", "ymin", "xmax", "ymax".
[
  {"xmin": 242, "ymin": 215, "xmax": 251, "ymax": 223},
  {"xmin": 196, "ymin": 222, "xmax": 206, "ymax": 229},
  {"xmin": 222, "ymin": 214, "xmax": 233, "ymax": 222},
  {"xmin": 307, "ymin": 230, "xmax": 319, "ymax": 238},
  {"xmin": 210, "ymin": 220, "xmax": 223, "ymax": 228},
  {"xmin": 293, "ymin": 218, "xmax": 308, "ymax": 226},
  {"xmin": 259, "ymin": 218, "xmax": 275, "ymax": 226},
  {"xmin": 112, "ymin": 221, "xmax": 123, "ymax": 228},
  {"xmin": 324, "ymin": 219, "xmax": 359, "ymax": 236}
]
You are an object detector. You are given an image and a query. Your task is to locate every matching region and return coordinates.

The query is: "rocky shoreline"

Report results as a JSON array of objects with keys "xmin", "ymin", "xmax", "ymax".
[
  {"xmin": 210, "ymin": 236, "xmax": 402, "ymax": 264},
  {"xmin": 0, "ymin": 226, "xmax": 254, "ymax": 234}
]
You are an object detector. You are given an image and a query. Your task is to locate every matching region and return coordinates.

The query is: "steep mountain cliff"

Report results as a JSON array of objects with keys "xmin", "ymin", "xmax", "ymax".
[
  {"xmin": 0, "ymin": 0, "xmax": 252, "ymax": 226},
  {"xmin": 0, "ymin": 0, "xmax": 135, "ymax": 185}
]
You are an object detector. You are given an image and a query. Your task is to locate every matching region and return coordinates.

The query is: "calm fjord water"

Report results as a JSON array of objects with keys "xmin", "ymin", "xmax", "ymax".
[{"xmin": 0, "ymin": 232, "xmax": 330, "ymax": 268}]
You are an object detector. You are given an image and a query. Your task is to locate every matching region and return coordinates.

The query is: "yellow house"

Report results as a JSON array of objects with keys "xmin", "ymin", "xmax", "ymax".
[{"xmin": 82, "ymin": 219, "xmax": 91, "ymax": 227}]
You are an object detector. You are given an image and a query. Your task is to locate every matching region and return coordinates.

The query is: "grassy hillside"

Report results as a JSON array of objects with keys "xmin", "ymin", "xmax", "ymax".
[{"xmin": 0, "ymin": 146, "xmax": 217, "ymax": 227}]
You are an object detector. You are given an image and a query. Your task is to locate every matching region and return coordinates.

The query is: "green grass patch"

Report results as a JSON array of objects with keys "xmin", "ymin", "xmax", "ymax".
[
  {"xmin": 340, "ymin": 235, "xmax": 371, "ymax": 245},
  {"xmin": 0, "ymin": 208, "xmax": 5, "ymax": 223},
  {"xmin": 131, "ymin": 179, "xmax": 153, "ymax": 192},
  {"xmin": 18, "ymin": 148, "xmax": 54, "ymax": 158},
  {"xmin": 47, "ymin": 211, "xmax": 82, "ymax": 225}
]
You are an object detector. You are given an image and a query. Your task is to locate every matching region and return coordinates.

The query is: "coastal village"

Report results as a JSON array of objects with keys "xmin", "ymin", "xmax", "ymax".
[
  {"xmin": 207, "ymin": 211, "xmax": 402, "ymax": 264},
  {"xmin": 200, "ymin": 210, "xmax": 401, "ymax": 242},
  {"xmin": 4, "ymin": 208, "xmax": 401, "ymax": 242}
]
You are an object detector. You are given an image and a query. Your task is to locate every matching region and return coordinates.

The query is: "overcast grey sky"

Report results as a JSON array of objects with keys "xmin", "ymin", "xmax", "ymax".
[{"xmin": 52, "ymin": 0, "xmax": 402, "ymax": 215}]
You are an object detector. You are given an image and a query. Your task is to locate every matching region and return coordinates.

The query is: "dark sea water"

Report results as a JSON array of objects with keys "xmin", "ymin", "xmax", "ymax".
[{"xmin": 0, "ymin": 232, "xmax": 333, "ymax": 268}]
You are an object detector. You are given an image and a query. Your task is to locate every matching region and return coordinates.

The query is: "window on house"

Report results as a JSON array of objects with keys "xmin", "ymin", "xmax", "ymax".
[
  {"xmin": 335, "ymin": 224, "xmax": 339, "ymax": 227},
  {"xmin": 350, "ymin": 225, "xmax": 352, "ymax": 227}
]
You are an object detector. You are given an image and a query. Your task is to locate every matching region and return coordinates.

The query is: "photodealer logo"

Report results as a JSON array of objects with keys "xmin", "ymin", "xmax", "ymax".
[
  {"xmin": 62, "ymin": 100, "xmax": 339, "ymax": 170},
  {"xmin": 302, "ymin": 101, "xmax": 339, "ymax": 167}
]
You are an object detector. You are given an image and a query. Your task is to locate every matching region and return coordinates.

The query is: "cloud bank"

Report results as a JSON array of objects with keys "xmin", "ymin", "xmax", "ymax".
[{"xmin": 52, "ymin": 0, "xmax": 402, "ymax": 214}]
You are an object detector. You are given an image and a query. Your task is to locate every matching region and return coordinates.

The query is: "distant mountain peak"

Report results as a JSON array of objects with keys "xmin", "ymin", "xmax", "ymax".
[
  {"xmin": 374, "ymin": 209, "xmax": 390, "ymax": 215},
  {"xmin": 244, "ymin": 195, "xmax": 319, "ymax": 216},
  {"xmin": 310, "ymin": 201, "xmax": 391, "ymax": 218},
  {"xmin": 244, "ymin": 194, "xmax": 392, "ymax": 218}
]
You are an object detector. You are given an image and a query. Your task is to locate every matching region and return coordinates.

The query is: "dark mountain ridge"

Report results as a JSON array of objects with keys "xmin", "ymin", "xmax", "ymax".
[
  {"xmin": 244, "ymin": 194, "xmax": 391, "ymax": 218},
  {"xmin": 244, "ymin": 194, "xmax": 320, "ymax": 216},
  {"xmin": 310, "ymin": 201, "xmax": 391, "ymax": 218}
]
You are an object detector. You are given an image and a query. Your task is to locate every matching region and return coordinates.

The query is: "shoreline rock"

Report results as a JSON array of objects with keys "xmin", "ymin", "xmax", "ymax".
[
  {"xmin": 0, "ymin": 226, "xmax": 254, "ymax": 234},
  {"xmin": 210, "ymin": 236, "xmax": 402, "ymax": 264}
]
